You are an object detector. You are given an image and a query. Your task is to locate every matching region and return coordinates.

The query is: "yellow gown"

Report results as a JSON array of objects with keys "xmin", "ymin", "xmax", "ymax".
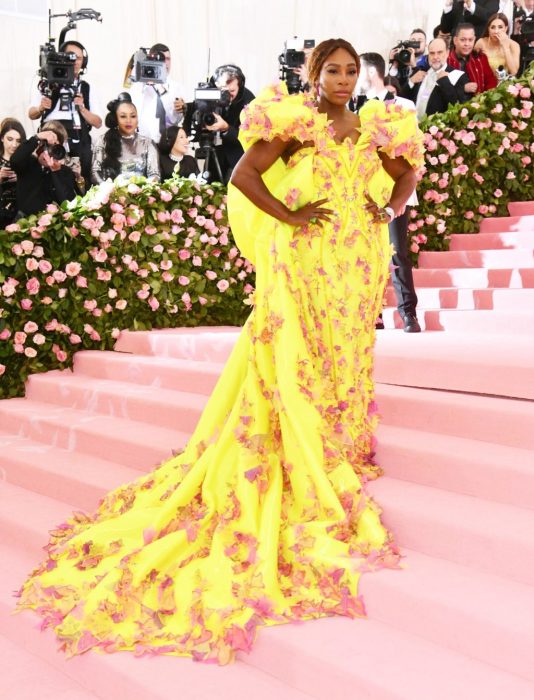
[{"xmin": 16, "ymin": 86, "xmax": 424, "ymax": 664}]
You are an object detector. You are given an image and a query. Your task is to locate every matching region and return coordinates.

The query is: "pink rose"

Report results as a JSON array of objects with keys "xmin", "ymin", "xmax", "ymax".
[
  {"xmin": 178, "ymin": 275, "xmax": 190, "ymax": 285},
  {"xmin": 178, "ymin": 249, "xmax": 191, "ymax": 261},
  {"xmin": 478, "ymin": 205, "xmax": 489, "ymax": 215},
  {"xmin": 24, "ymin": 347, "xmax": 37, "ymax": 358},
  {"xmin": 65, "ymin": 261, "xmax": 82, "ymax": 277},
  {"xmin": 69, "ymin": 334, "xmax": 82, "ymax": 344},
  {"xmin": 25, "ymin": 257, "xmax": 39, "ymax": 271},
  {"xmin": 162, "ymin": 271, "xmax": 174, "ymax": 282},
  {"xmin": 153, "ymin": 245, "xmax": 164, "ymax": 254},
  {"xmin": 170, "ymin": 209, "xmax": 185, "ymax": 223},
  {"xmin": 33, "ymin": 333, "xmax": 46, "ymax": 345},
  {"xmin": 37, "ymin": 214, "xmax": 52, "ymax": 227},
  {"xmin": 520, "ymin": 87, "xmax": 531, "ymax": 99},
  {"xmin": 26, "ymin": 278, "xmax": 40, "ymax": 295},
  {"xmin": 198, "ymin": 296, "xmax": 207, "ymax": 305},
  {"xmin": 23, "ymin": 321, "xmax": 38, "ymax": 334},
  {"xmin": 84, "ymin": 300, "xmax": 98, "ymax": 311},
  {"xmin": 0, "ymin": 328, "xmax": 11, "ymax": 340},
  {"xmin": 76, "ymin": 275, "xmax": 88, "ymax": 288},
  {"xmin": 58, "ymin": 288, "xmax": 67, "ymax": 299},
  {"xmin": 148, "ymin": 296, "xmax": 160, "ymax": 311},
  {"xmin": 20, "ymin": 298, "xmax": 33, "ymax": 311},
  {"xmin": 494, "ymin": 189, "xmax": 503, "ymax": 198},
  {"xmin": 205, "ymin": 270, "xmax": 217, "ymax": 280},
  {"xmin": 128, "ymin": 231, "xmax": 141, "ymax": 242},
  {"xmin": 137, "ymin": 289, "xmax": 150, "ymax": 300},
  {"xmin": 0, "ymin": 364, "xmax": 5, "ymax": 375},
  {"xmin": 160, "ymin": 189, "xmax": 172, "ymax": 202},
  {"xmin": 115, "ymin": 299, "xmax": 127, "ymax": 310},
  {"xmin": 217, "ymin": 279, "xmax": 230, "ymax": 292},
  {"xmin": 53, "ymin": 270, "xmax": 67, "ymax": 283},
  {"xmin": 41, "ymin": 296, "xmax": 53, "ymax": 304},
  {"xmin": 11, "ymin": 244, "xmax": 23, "ymax": 256},
  {"xmin": 21, "ymin": 240, "xmax": 34, "ymax": 254},
  {"xmin": 90, "ymin": 330, "xmax": 101, "ymax": 341},
  {"xmin": 38, "ymin": 259, "xmax": 52, "ymax": 274},
  {"xmin": 14, "ymin": 331, "xmax": 27, "ymax": 344},
  {"xmin": 464, "ymin": 211, "xmax": 474, "ymax": 220},
  {"xmin": 160, "ymin": 260, "xmax": 173, "ymax": 270}
]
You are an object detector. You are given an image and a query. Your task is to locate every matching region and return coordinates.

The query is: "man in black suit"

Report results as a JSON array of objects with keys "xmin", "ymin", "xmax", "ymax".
[
  {"xmin": 440, "ymin": 0, "xmax": 499, "ymax": 38},
  {"xmin": 403, "ymin": 38, "xmax": 470, "ymax": 120}
]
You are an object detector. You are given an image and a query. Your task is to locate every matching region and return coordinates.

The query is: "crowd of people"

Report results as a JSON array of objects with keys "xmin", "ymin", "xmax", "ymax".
[{"xmin": 1, "ymin": 2, "xmax": 533, "ymax": 333}]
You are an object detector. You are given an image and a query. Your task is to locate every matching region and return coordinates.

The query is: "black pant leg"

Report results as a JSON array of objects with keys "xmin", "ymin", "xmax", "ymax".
[{"xmin": 388, "ymin": 211, "xmax": 418, "ymax": 317}]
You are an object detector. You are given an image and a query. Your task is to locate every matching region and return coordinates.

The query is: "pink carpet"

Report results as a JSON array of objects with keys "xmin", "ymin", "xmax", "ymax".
[{"xmin": 1, "ymin": 201, "xmax": 534, "ymax": 699}]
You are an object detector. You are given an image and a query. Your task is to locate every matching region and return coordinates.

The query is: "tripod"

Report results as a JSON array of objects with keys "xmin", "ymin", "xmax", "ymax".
[{"xmin": 195, "ymin": 132, "xmax": 224, "ymax": 183}]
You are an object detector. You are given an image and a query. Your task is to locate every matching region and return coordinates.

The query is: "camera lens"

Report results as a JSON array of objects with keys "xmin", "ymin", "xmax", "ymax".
[
  {"xmin": 49, "ymin": 144, "xmax": 66, "ymax": 161},
  {"xmin": 204, "ymin": 113, "xmax": 217, "ymax": 126}
]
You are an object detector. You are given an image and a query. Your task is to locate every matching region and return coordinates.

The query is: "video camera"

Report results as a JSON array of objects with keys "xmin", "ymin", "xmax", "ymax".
[
  {"xmin": 190, "ymin": 85, "xmax": 231, "ymax": 140},
  {"xmin": 131, "ymin": 48, "xmax": 167, "ymax": 84},
  {"xmin": 278, "ymin": 37, "xmax": 315, "ymax": 94},
  {"xmin": 38, "ymin": 42, "xmax": 76, "ymax": 93},
  {"xmin": 392, "ymin": 40, "xmax": 420, "ymax": 66}
]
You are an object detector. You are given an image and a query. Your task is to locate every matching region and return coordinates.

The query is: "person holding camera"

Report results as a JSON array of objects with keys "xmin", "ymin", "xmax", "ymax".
[
  {"xmin": 28, "ymin": 40, "xmax": 102, "ymax": 188},
  {"xmin": 403, "ymin": 38, "xmax": 471, "ymax": 119},
  {"xmin": 0, "ymin": 119, "xmax": 26, "ymax": 229},
  {"xmin": 441, "ymin": 0, "xmax": 500, "ymax": 38},
  {"xmin": 158, "ymin": 126, "xmax": 199, "ymax": 181},
  {"xmin": 10, "ymin": 121, "xmax": 80, "ymax": 218},
  {"xmin": 511, "ymin": 0, "xmax": 534, "ymax": 72},
  {"xmin": 128, "ymin": 44, "xmax": 187, "ymax": 144},
  {"xmin": 388, "ymin": 29, "xmax": 428, "ymax": 87},
  {"xmin": 92, "ymin": 93, "xmax": 160, "ymax": 184},
  {"xmin": 201, "ymin": 64, "xmax": 255, "ymax": 184}
]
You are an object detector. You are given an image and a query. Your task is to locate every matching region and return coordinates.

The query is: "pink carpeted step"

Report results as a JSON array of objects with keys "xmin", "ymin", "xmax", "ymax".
[
  {"xmin": 25, "ymin": 371, "xmax": 209, "ymax": 434},
  {"xmin": 74, "ymin": 350, "xmax": 223, "ymax": 395},
  {"xmin": 2, "ymin": 505, "xmax": 534, "ymax": 693},
  {"xmin": 370, "ymin": 476, "xmax": 534, "ymax": 585},
  {"xmin": 0, "ymin": 633, "xmax": 98, "ymax": 700},
  {"xmin": 360, "ymin": 548, "xmax": 534, "ymax": 684},
  {"xmin": 115, "ymin": 326, "xmax": 241, "ymax": 362},
  {"xmin": 382, "ymin": 307, "xmax": 534, "ymax": 334},
  {"xmin": 247, "ymin": 612, "xmax": 534, "ymax": 700},
  {"xmin": 412, "ymin": 267, "xmax": 534, "ymax": 288},
  {"xmin": 418, "ymin": 249, "xmax": 534, "ymax": 269},
  {"xmin": 0, "ymin": 399, "xmax": 186, "ymax": 471},
  {"xmin": 375, "ymin": 331, "xmax": 534, "ymax": 400},
  {"xmin": 385, "ymin": 285, "xmax": 534, "ymax": 310},
  {"xmin": 376, "ymin": 424, "xmax": 534, "ymax": 510},
  {"xmin": 478, "ymin": 214, "xmax": 534, "ymax": 233},
  {"xmin": 0, "ymin": 431, "xmax": 140, "ymax": 512},
  {"xmin": 376, "ymin": 383, "xmax": 534, "ymax": 449},
  {"xmin": 508, "ymin": 201, "xmax": 534, "ymax": 217},
  {"xmin": 449, "ymin": 230, "xmax": 534, "ymax": 251}
]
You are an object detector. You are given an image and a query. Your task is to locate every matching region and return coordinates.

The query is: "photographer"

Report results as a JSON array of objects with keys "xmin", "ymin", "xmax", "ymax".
[
  {"xmin": 513, "ymin": 0, "xmax": 534, "ymax": 73},
  {"xmin": 128, "ymin": 44, "xmax": 187, "ymax": 144},
  {"xmin": 28, "ymin": 40, "xmax": 102, "ymax": 187},
  {"xmin": 202, "ymin": 64, "xmax": 254, "ymax": 184},
  {"xmin": 10, "ymin": 122, "xmax": 80, "ymax": 218},
  {"xmin": 388, "ymin": 29, "xmax": 428, "ymax": 87}
]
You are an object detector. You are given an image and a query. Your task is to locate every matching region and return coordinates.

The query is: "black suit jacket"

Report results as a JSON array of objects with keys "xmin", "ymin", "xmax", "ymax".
[
  {"xmin": 402, "ymin": 66, "xmax": 470, "ymax": 117},
  {"xmin": 441, "ymin": 0, "xmax": 500, "ymax": 38}
]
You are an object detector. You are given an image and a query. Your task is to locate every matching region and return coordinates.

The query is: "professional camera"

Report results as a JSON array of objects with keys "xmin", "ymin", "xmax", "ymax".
[
  {"xmin": 190, "ymin": 85, "xmax": 231, "ymax": 136},
  {"xmin": 520, "ymin": 14, "xmax": 534, "ymax": 38},
  {"xmin": 278, "ymin": 37, "xmax": 315, "ymax": 94},
  {"xmin": 38, "ymin": 41, "xmax": 76, "ymax": 95},
  {"xmin": 35, "ymin": 139, "xmax": 67, "ymax": 161},
  {"xmin": 131, "ymin": 48, "xmax": 167, "ymax": 84},
  {"xmin": 392, "ymin": 40, "xmax": 421, "ymax": 66}
]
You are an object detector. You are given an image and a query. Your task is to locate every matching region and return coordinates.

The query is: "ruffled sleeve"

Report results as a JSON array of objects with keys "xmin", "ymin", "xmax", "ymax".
[
  {"xmin": 239, "ymin": 84, "xmax": 330, "ymax": 151},
  {"xmin": 358, "ymin": 99, "xmax": 425, "ymax": 175}
]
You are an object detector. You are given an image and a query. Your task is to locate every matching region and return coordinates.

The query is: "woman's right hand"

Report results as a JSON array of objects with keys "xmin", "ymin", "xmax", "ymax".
[
  {"xmin": 286, "ymin": 198, "xmax": 333, "ymax": 227},
  {"xmin": 0, "ymin": 166, "xmax": 15, "ymax": 182}
]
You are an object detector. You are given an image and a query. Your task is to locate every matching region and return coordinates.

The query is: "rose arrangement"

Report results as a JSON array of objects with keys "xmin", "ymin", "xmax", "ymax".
[
  {"xmin": 0, "ymin": 175, "xmax": 254, "ymax": 398},
  {"xmin": 410, "ymin": 65, "xmax": 534, "ymax": 259}
]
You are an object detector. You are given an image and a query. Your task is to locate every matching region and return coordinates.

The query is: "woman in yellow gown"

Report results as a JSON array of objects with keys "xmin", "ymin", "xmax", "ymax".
[{"xmin": 16, "ymin": 39, "xmax": 424, "ymax": 664}]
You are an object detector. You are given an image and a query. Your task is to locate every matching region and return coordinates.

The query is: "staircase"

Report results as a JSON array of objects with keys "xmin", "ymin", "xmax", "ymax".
[{"xmin": 1, "ymin": 203, "xmax": 534, "ymax": 699}]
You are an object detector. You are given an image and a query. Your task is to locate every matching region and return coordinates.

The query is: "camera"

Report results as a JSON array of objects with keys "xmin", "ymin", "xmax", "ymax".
[
  {"xmin": 278, "ymin": 37, "xmax": 315, "ymax": 94},
  {"xmin": 38, "ymin": 41, "xmax": 76, "ymax": 94},
  {"xmin": 392, "ymin": 40, "xmax": 421, "ymax": 66},
  {"xmin": 35, "ymin": 140, "xmax": 67, "ymax": 161},
  {"xmin": 131, "ymin": 48, "xmax": 167, "ymax": 84},
  {"xmin": 190, "ymin": 85, "xmax": 231, "ymax": 137}
]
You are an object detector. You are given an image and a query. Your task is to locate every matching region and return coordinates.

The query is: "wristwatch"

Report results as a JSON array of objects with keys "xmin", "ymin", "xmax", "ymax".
[{"xmin": 384, "ymin": 206, "xmax": 395, "ymax": 222}]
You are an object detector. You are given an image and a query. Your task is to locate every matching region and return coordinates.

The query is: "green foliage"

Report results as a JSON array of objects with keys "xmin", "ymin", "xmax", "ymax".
[
  {"xmin": 0, "ymin": 175, "xmax": 254, "ymax": 398},
  {"xmin": 410, "ymin": 66, "xmax": 534, "ymax": 261}
]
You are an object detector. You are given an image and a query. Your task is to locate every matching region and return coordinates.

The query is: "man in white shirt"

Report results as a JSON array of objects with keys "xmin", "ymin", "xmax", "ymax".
[
  {"xmin": 128, "ymin": 43, "xmax": 187, "ymax": 144},
  {"xmin": 355, "ymin": 53, "xmax": 421, "ymax": 332}
]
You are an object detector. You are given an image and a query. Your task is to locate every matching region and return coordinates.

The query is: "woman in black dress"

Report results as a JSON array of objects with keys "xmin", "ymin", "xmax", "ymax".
[
  {"xmin": 0, "ymin": 119, "xmax": 26, "ymax": 228},
  {"xmin": 158, "ymin": 125, "xmax": 199, "ymax": 181}
]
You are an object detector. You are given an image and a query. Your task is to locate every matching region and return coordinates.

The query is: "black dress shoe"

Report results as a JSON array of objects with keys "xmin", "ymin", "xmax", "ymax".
[
  {"xmin": 375, "ymin": 315, "xmax": 384, "ymax": 330},
  {"xmin": 401, "ymin": 312, "xmax": 421, "ymax": 333}
]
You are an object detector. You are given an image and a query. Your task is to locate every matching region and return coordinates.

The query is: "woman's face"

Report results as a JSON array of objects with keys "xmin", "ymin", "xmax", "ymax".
[
  {"xmin": 116, "ymin": 103, "xmax": 138, "ymax": 136},
  {"xmin": 489, "ymin": 18, "xmax": 507, "ymax": 39},
  {"xmin": 172, "ymin": 128, "xmax": 189, "ymax": 155},
  {"xmin": 2, "ymin": 129, "xmax": 22, "ymax": 158},
  {"xmin": 318, "ymin": 48, "xmax": 359, "ymax": 105}
]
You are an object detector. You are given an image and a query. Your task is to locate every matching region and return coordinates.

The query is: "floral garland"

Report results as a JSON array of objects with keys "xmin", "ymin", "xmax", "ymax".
[
  {"xmin": 410, "ymin": 65, "xmax": 534, "ymax": 259},
  {"xmin": 0, "ymin": 175, "xmax": 254, "ymax": 398}
]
